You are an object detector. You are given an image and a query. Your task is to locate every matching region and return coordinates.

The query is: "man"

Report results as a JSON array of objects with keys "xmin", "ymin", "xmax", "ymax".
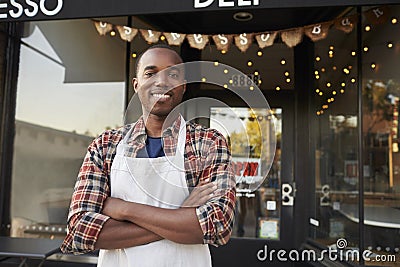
[{"xmin": 61, "ymin": 45, "xmax": 236, "ymax": 266}]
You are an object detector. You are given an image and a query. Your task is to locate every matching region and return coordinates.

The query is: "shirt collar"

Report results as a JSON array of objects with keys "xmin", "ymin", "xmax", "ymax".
[{"xmin": 126, "ymin": 115, "xmax": 183, "ymax": 145}]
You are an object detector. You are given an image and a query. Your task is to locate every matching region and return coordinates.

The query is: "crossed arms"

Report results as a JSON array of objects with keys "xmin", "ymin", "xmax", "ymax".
[
  {"xmin": 95, "ymin": 180, "xmax": 217, "ymax": 249},
  {"xmin": 61, "ymin": 127, "xmax": 236, "ymax": 254}
]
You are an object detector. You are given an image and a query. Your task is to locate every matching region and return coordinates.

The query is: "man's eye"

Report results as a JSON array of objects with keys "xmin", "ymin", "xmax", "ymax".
[
  {"xmin": 169, "ymin": 72, "xmax": 179, "ymax": 79},
  {"xmin": 144, "ymin": 72, "xmax": 155, "ymax": 77}
]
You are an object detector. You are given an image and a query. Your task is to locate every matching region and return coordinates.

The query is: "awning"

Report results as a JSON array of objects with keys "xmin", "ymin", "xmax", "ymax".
[{"xmin": 0, "ymin": 0, "xmax": 399, "ymax": 22}]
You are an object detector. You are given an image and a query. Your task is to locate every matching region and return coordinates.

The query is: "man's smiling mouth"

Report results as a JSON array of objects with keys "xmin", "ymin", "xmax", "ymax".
[{"xmin": 152, "ymin": 93, "xmax": 171, "ymax": 99}]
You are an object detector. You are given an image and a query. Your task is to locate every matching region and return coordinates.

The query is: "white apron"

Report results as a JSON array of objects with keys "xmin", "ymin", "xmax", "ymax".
[{"xmin": 98, "ymin": 118, "xmax": 212, "ymax": 267}]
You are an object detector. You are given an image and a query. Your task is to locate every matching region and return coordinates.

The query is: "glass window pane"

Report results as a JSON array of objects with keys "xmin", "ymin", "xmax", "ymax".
[
  {"xmin": 311, "ymin": 8, "xmax": 360, "ymax": 251},
  {"xmin": 210, "ymin": 107, "xmax": 282, "ymax": 240},
  {"xmin": 310, "ymin": 6, "xmax": 400, "ymax": 265},
  {"xmin": 362, "ymin": 5, "xmax": 400, "ymax": 259},
  {"xmin": 11, "ymin": 19, "xmax": 125, "ymax": 240}
]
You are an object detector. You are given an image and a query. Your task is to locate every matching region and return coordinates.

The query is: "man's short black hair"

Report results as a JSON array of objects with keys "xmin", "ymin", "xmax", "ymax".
[{"xmin": 134, "ymin": 44, "xmax": 182, "ymax": 76}]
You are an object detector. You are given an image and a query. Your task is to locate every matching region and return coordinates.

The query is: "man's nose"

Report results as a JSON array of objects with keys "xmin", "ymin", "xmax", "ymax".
[{"xmin": 154, "ymin": 72, "xmax": 169, "ymax": 87}]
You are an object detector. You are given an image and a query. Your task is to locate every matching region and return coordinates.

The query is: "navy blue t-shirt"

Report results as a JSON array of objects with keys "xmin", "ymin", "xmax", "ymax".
[{"xmin": 136, "ymin": 136, "xmax": 165, "ymax": 158}]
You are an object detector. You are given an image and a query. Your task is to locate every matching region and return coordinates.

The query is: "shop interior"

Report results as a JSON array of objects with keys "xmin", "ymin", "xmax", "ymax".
[{"xmin": 4, "ymin": 4, "xmax": 400, "ymax": 266}]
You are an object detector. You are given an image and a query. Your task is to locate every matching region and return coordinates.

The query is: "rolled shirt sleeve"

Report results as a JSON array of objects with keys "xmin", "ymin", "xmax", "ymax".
[
  {"xmin": 61, "ymin": 132, "xmax": 114, "ymax": 254},
  {"xmin": 195, "ymin": 130, "xmax": 236, "ymax": 246}
]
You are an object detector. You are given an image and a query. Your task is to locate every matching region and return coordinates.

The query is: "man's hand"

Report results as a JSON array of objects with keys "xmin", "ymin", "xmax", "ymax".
[
  {"xmin": 181, "ymin": 179, "xmax": 218, "ymax": 208},
  {"xmin": 103, "ymin": 197, "xmax": 128, "ymax": 221}
]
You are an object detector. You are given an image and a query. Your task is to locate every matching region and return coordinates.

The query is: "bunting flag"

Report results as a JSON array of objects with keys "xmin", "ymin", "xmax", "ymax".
[
  {"xmin": 364, "ymin": 6, "xmax": 390, "ymax": 25},
  {"xmin": 212, "ymin": 34, "xmax": 234, "ymax": 51},
  {"xmin": 94, "ymin": 21, "xmax": 112, "ymax": 36},
  {"xmin": 234, "ymin": 33, "xmax": 254, "ymax": 52},
  {"xmin": 164, "ymin": 32, "xmax": 186, "ymax": 46},
  {"xmin": 334, "ymin": 14, "xmax": 357, "ymax": 33},
  {"xmin": 92, "ymin": 6, "xmax": 394, "ymax": 51},
  {"xmin": 187, "ymin": 34, "xmax": 209, "ymax": 50},
  {"xmin": 304, "ymin": 22, "xmax": 332, "ymax": 42},
  {"xmin": 116, "ymin": 25, "xmax": 138, "ymax": 42},
  {"xmin": 281, "ymin": 28, "xmax": 303, "ymax": 48},
  {"xmin": 140, "ymin": 29, "xmax": 162, "ymax": 44},
  {"xmin": 255, "ymin": 32, "xmax": 277, "ymax": 49}
]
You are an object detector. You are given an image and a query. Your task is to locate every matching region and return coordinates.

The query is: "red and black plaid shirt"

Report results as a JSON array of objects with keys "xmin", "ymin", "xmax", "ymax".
[{"xmin": 61, "ymin": 116, "xmax": 236, "ymax": 254}]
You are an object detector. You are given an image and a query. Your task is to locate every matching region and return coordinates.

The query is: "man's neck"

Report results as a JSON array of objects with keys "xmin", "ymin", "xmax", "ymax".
[{"xmin": 143, "ymin": 113, "xmax": 179, "ymax": 137}]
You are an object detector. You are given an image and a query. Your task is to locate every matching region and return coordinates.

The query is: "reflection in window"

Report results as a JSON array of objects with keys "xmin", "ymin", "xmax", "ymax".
[
  {"xmin": 311, "ymin": 5, "xmax": 400, "ymax": 264},
  {"xmin": 362, "ymin": 79, "xmax": 400, "ymax": 257},
  {"xmin": 311, "ymin": 7, "xmax": 360, "ymax": 252},
  {"xmin": 211, "ymin": 107, "xmax": 281, "ymax": 240},
  {"xmin": 11, "ymin": 20, "xmax": 125, "ymax": 240}
]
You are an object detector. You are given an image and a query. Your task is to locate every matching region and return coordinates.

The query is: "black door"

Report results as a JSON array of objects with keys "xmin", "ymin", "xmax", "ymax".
[{"xmin": 206, "ymin": 92, "xmax": 298, "ymax": 267}]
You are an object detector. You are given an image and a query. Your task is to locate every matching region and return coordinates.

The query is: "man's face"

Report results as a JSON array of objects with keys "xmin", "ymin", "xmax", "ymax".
[{"xmin": 133, "ymin": 48, "xmax": 186, "ymax": 118}]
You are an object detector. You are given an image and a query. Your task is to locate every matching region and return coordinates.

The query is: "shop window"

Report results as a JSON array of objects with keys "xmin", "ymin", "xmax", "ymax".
[
  {"xmin": 210, "ymin": 107, "xmax": 282, "ymax": 239},
  {"xmin": 311, "ymin": 9, "xmax": 360, "ymax": 251},
  {"xmin": 361, "ymin": 5, "xmax": 400, "ymax": 260},
  {"xmin": 311, "ymin": 5, "xmax": 400, "ymax": 265},
  {"xmin": 11, "ymin": 19, "xmax": 125, "ymax": 240}
]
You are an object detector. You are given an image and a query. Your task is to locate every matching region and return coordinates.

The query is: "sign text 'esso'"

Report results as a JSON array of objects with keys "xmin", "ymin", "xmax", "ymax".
[{"xmin": 0, "ymin": 0, "xmax": 63, "ymax": 19}]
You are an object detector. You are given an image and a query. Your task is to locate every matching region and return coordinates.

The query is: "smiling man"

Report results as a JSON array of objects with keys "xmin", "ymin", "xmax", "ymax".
[{"xmin": 61, "ymin": 45, "xmax": 236, "ymax": 267}]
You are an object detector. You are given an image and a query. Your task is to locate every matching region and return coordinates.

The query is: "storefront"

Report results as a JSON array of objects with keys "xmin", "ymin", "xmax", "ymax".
[{"xmin": 0, "ymin": 1, "xmax": 400, "ymax": 266}]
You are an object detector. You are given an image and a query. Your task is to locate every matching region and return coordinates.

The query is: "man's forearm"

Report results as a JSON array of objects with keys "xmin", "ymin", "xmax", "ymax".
[
  {"xmin": 120, "ymin": 202, "xmax": 204, "ymax": 244},
  {"xmin": 95, "ymin": 218, "xmax": 163, "ymax": 250}
]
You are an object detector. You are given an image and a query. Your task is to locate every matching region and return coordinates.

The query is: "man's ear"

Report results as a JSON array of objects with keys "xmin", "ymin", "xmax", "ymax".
[
  {"xmin": 132, "ymin": 78, "xmax": 138, "ymax": 92},
  {"xmin": 183, "ymin": 80, "xmax": 187, "ymax": 94}
]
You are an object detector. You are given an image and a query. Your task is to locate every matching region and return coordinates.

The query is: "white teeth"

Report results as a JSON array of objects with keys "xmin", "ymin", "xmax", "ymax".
[{"xmin": 153, "ymin": 93, "xmax": 170, "ymax": 99}]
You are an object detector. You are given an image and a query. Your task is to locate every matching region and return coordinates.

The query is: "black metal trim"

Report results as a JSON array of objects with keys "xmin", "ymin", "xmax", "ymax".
[
  {"xmin": 0, "ymin": 0, "xmax": 400, "ymax": 22},
  {"xmin": 0, "ymin": 22, "xmax": 22, "ymax": 236},
  {"xmin": 356, "ymin": 6, "xmax": 365, "ymax": 266},
  {"xmin": 293, "ymin": 38, "xmax": 315, "ymax": 249}
]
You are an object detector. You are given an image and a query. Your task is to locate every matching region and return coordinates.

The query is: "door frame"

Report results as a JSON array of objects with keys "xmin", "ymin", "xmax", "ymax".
[
  {"xmin": 204, "ymin": 90, "xmax": 298, "ymax": 267},
  {"xmin": 207, "ymin": 40, "xmax": 315, "ymax": 267}
]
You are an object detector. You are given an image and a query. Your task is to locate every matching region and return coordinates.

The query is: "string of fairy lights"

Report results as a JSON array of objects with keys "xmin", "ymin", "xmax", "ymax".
[
  {"xmin": 315, "ymin": 16, "xmax": 399, "ymax": 116},
  {"xmin": 125, "ymin": 13, "xmax": 400, "ymax": 116},
  {"xmin": 133, "ymin": 47, "xmax": 292, "ymax": 92}
]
